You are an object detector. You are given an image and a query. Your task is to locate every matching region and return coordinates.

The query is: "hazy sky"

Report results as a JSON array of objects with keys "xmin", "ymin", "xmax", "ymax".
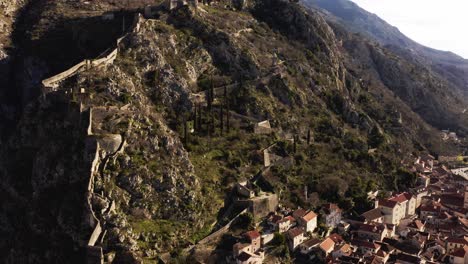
[{"xmin": 350, "ymin": 0, "xmax": 468, "ymax": 59}]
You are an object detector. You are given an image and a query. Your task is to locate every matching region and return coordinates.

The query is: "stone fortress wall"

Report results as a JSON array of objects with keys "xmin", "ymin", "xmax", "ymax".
[
  {"xmin": 84, "ymin": 105, "xmax": 128, "ymax": 263},
  {"xmin": 38, "ymin": 12, "xmax": 144, "ymax": 263},
  {"xmin": 41, "ymin": 13, "xmax": 144, "ymax": 91}
]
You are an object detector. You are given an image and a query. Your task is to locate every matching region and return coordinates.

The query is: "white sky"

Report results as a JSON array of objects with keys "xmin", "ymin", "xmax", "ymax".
[{"xmin": 350, "ymin": 0, "xmax": 468, "ymax": 59}]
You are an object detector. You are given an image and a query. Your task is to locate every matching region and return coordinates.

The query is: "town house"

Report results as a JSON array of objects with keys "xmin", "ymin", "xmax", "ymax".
[
  {"xmin": 233, "ymin": 230, "xmax": 265, "ymax": 264},
  {"xmin": 355, "ymin": 223, "xmax": 386, "ymax": 241},
  {"xmin": 376, "ymin": 192, "xmax": 415, "ymax": 225},
  {"xmin": 287, "ymin": 227, "xmax": 306, "ymax": 251},
  {"xmin": 321, "ymin": 203, "xmax": 342, "ymax": 228},
  {"xmin": 244, "ymin": 230, "xmax": 261, "ymax": 252},
  {"xmin": 319, "ymin": 237, "xmax": 335, "ymax": 256},
  {"xmin": 299, "ymin": 238, "xmax": 321, "ymax": 254},
  {"xmin": 298, "ymin": 211, "xmax": 318, "ymax": 233},
  {"xmin": 375, "ymin": 199, "xmax": 401, "ymax": 225},
  {"xmin": 361, "ymin": 208, "xmax": 385, "ymax": 224},
  {"xmin": 351, "ymin": 240, "xmax": 381, "ymax": 257},
  {"xmin": 448, "ymin": 246, "xmax": 467, "ymax": 264},
  {"xmin": 331, "ymin": 243, "xmax": 353, "ymax": 260},
  {"xmin": 446, "ymin": 236, "xmax": 468, "ymax": 253}
]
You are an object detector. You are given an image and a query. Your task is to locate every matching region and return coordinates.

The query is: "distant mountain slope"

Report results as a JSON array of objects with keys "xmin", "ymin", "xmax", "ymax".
[
  {"xmin": 304, "ymin": 0, "xmax": 468, "ymax": 96},
  {"xmin": 304, "ymin": 0, "xmax": 468, "ymax": 135}
]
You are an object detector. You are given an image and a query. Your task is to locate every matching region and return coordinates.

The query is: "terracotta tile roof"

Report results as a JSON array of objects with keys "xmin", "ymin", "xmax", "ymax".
[
  {"xmin": 453, "ymin": 207, "xmax": 468, "ymax": 216},
  {"xmin": 244, "ymin": 230, "xmax": 261, "ymax": 241},
  {"xmin": 270, "ymin": 214, "xmax": 282, "ymax": 223},
  {"xmin": 446, "ymin": 236, "xmax": 468, "ymax": 245},
  {"xmin": 439, "ymin": 211, "xmax": 453, "ymax": 220},
  {"xmin": 389, "ymin": 192, "xmax": 412, "ymax": 203},
  {"xmin": 366, "ymin": 255, "xmax": 384, "ymax": 264},
  {"xmin": 350, "ymin": 239, "xmax": 380, "ymax": 250},
  {"xmin": 329, "ymin": 233, "xmax": 344, "ymax": 244},
  {"xmin": 361, "ymin": 208, "xmax": 384, "ymax": 221},
  {"xmin": 440, "ymin": 194, "xmax": 464, "ymax": 207},
  {"xmin": 358, "ymin": 223, "xmax": 384, "ymax": 234},
  {"xmin": 375, "ymin": 249, "xmax": 386, "ymax": 258},
  {"xmin": 301, "ymin": 238, "xmax": 321, "ymax": 248},
  {"xmin": 302, "ymin": 211, "xmax": 317, "ymax": 222},
  {"xmin": 293, "ymin": 208, "xmax": 307, "ymax": 219},
  {"xmin": 408, "ymin": 232, "xmax": 428, "ymax": 244},
  {"xmin": 459, "ymin": 217, "xmax": 468, "ymax": 228},
  {"xmin": 320, "ymin": 237, "xmax": 335, "ymax": 253},
  {"xmin": 415, "ymin": 220, "xmax": 425, "ymax": 229},
  {"xmin": 450, "ymin": 246, "xmax": 467, "ymax": 257},
  {"xmin": 408, "ymin": 220, "xmax": 425, "ymax": 230},
  {"xmin": 339, "ymin": 243, "xmax": 352, "ymax": 254},
  {"xmin": 377, "ymin": 199, "xmax": 398, "ymax": 208},
  {"xmin": 287, "ymin": 227, "xmax": 304, "ymax": 239}
]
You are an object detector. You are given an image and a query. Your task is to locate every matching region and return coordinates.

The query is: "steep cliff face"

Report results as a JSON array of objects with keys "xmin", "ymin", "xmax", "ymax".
[
  {"xmin": 0, "ymin": 97, "xmax": 91, "ymax": 262},
  {"xmin": 341, "ymin": 36, "xmax": 468, "ymax": 134},
  {"xmin": 305, "ymin": 0, "xmax": 468, "ymax": 135},
  {"xmin": 0, "ymin": 0, "xmax": 26, "ymax": 135},
  {"xmin": 0, "ymin": 0, "xmax": 464, "ymax": 263},
  {"xmin": 0, "ymin": 0, "xmax": 26, "ymax": 58}
]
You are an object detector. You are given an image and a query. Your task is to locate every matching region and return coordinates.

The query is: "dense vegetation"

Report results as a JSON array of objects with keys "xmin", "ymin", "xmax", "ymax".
[{"xmin": 0, "ymin": 0, "xmax": 465, "ymax": 262}]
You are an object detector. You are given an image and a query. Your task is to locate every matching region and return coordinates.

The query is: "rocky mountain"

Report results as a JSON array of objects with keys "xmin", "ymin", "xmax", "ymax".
[
  {"xmin": 304, "ymin": 0, "xmax": 468, "ymax": 87},
  {"xmin": 305, "ymin": 0, "xmax": 468, "ymax": 134},
  {"xmin": 0, "ymin": 0, "xmax": 26, "ymax": 136},
  {"xmin": 0, "ymin": 0, "xmax": 465, "ymax": 263}
]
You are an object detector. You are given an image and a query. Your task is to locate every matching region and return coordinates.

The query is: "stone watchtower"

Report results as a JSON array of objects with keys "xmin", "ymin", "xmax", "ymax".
[{"xmin": 165, "ymin": 0, "xmax": 197, "ymax": 10}]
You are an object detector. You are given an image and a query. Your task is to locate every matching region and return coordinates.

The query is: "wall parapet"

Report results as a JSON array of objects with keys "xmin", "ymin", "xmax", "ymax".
[
  {"xmin": 41, "ymin": 13, "xmax": 144, "ymax": 93},
  {"xmin": 197, "ymin": 208, "xmax": 248, "ymax": 245},
  {"xmin": 42, "ymin": 60, "xmax": 89, "ymax": 89}
]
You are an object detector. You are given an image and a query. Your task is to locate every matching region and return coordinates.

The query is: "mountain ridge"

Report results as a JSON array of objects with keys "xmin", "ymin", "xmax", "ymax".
[
  {"xmin": 0, "ymin": 0, "xmax": 466, "ymax": 262},
  {"xmin": 304, "ymin": 0, "xmax": 468, "ymax": 135}
]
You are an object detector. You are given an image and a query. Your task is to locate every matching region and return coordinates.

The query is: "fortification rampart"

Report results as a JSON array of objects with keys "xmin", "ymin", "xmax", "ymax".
[
  {"xmin": 33, "ymin": 11, "xmax": 145, "ymax": 264},
  {"xmin": 41, "ymin": 13, "xmax": 143, "ymax": 92},
  {"xmin": 42, "ymin": 60, "xmax": 89, "ymax": 89},
  {"xmin": 197, "ymin": 208, "xmax": 248, "ymax": 245}
]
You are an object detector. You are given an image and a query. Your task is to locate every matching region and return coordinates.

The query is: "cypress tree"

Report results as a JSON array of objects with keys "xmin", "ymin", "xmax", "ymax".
[
  {"xmin": 207, "ymin": 112, "xmax": 212, "ymax": 138},
  {"xmin": 184, "ymin": 118, "xmax": 188, "ymax": 145},
  {"xmin": 193, "ymin": 106, "xmax": 198, "ymax": 132},
  {"xmin": 226, "ymin": 102, "xmax": 230, "ymax": 132},
  {"xmin": 207, "ymin": 91, "xmax": 212, "ymax": 112},
  {"xmin": 210, "ymin": 77, "xmax": 215, "ymax": 104},
  {"xmin": 198, "ymin": 104, "xmax": 203, "ymax": 132},
  {"xmin": 211, "ymin": 111, "xmax": 215, "ymax": 135},
  {"xmin": 293, "ymin": 134, "xmax": 297, "ymax": 153},
  {"xmin": 220, "ymin": 105, "xmax": 224, "ymax": 135}
]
